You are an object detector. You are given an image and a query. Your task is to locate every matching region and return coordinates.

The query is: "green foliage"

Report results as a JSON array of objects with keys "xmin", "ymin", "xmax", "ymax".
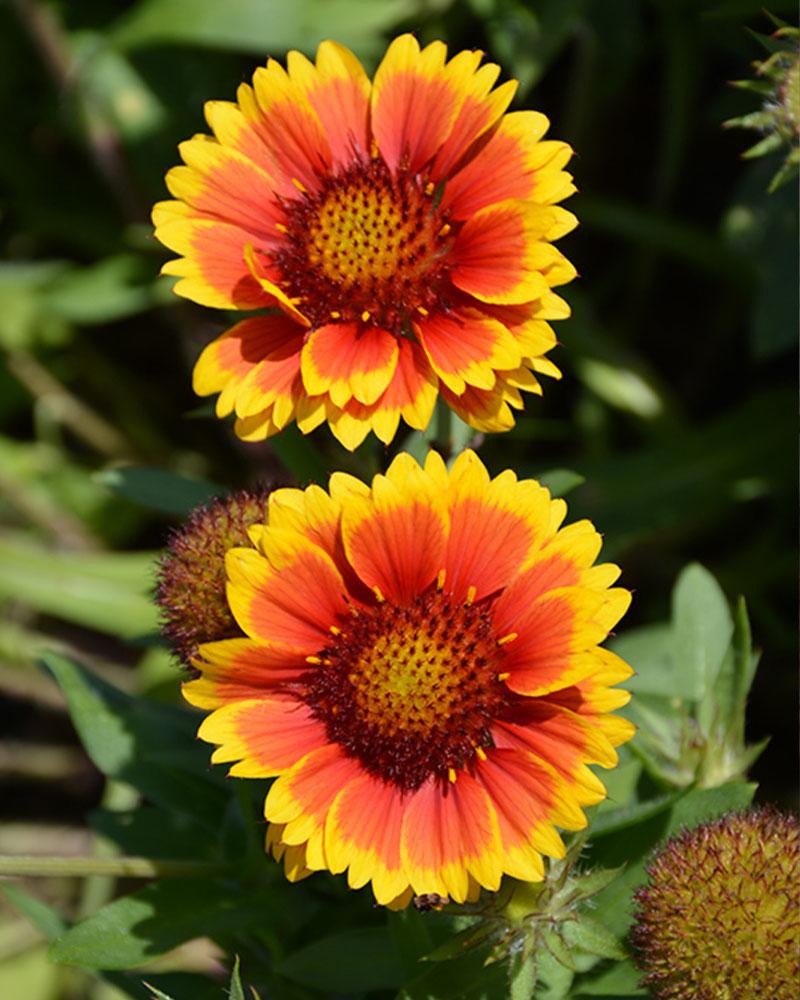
[
  {"xmin": 279, "ymin": 928, "xmax": 407, "ymax": 991},
  {"xmin": 613, "ymin": 564, "xmax": 766, "ymax": 789},
  {"xmin": 96, "ymin": 466, "xmax": 221, "ymax": 515},
  {"xmin": 112, "ymin": 0, "xmax": 452, "ymax": 56}
]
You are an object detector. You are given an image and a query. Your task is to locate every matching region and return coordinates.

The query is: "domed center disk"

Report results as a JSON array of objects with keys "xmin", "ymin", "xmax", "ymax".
[
  {"xmin": 273, "ymin": 160, "xmax": 455, "ymax": 333},
  {"xmin": 301, "ymin": 590, "xmax": 510, "ymax": 791}
]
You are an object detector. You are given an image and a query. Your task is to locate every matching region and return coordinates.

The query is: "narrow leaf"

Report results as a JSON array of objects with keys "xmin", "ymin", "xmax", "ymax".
[
  {"xmin": 2, "ymin": 885, "xmax": 68, "ymax": 940},
  {"xmin": 566, "ymin": 915, "xmax": 627, "ymax": 960},
  {"xmin": 96, "ymin": 466, "xmax": 220, "ymax": 515},
  {"xmin": 228, "ymin": 956, "xmax": 245, "ymax": 1000}
]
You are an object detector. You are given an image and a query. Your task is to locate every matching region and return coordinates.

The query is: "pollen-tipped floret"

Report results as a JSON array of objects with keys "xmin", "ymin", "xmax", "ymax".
[
  {"xmin": 631, "ymin": 807, "xmax": 800, "ymax": 999},
  {"xmin": 155, "ymin": 488, "xmax": 273, "ymax": 663}
]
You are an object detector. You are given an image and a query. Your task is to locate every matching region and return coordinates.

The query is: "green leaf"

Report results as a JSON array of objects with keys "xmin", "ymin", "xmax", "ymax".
[
  {"xmin": 536, "ymin": 468, "xmax": 586, "ymax": 498},
  {"xmin": 111, "ymin": 0, "xmax": 444, "ymax": 55},
  {"xmin": 422, "ymin": 921, "xmax": 497, "ymax": 961},
  {"xmin": 50, "ymin": 880, "xmax": 288, "ymax": 969},
  {"xmin": 0, "ymin": 535, "xmax": 157, "ymax": 639},
  {"xmin": 610, "ymin": 624, "xmax": 674, "ymax": 697},
  {"xmin": 588, "ymin": 782, "xmax": 756, "ymax": 938},
  {"xmin": 700, "ymin": 594, "xmax": 755, "ymax": 748},
  {"xmin": 542, "ymin": 928, "xmax": 578, "ymax": 972},
  {"xmin": 43, "ymin": 255, "xmax": 157, "ymax": 325},
  {"xmin": 43, "ymin": 651, "xmax": 229, "ymax": 827},
  {"xmin": 90, "ymin": 805, "xmax": 214, "ymax": 860},
  {"xmin": 537, "ymin": 943, "xmax": 575, "ymax": 997},
  {"xmin": 400, "ymin": 944, "xmax": 508, "ymax": 999},
  {"xmin": 1, "ymin": 885, "xmax": 68, "ymax": 940},
  {"xmin": 589, "ymin": 791, "xmax": 682, "ymax": 837},
  {"xmin": 69, "ymin": 33, "xmax": 165, "ymax": 142},
  {"xmin": 672, "ymin": 563, "xmax": 733, "ymax": 703},
  {"xmin": 96, "ymin": 466, "xmax": 221, "ymax": 515},
  {"xmin": 596, "ymin": 757, "xmax": 642, "ymax": 814},
  {"xmin": 279, "ymin": 927, "xmax": 406, "ymax": 992},
  {"xmin": 572, "ymin": 958, "xmax": 647, "ymax": 996},
  {"xmin": 565, "ymin": 916, "xmax": 627, "ymax": 961},
  {"xmin": 228, "ymin": 957, "xmax": 245, "ymax": 1000},
  {"xmin": 567, "ymin": 865, "xmax": 627, "ymax": 900},
  {"xmin": 576, "ymin": 357, "xmax": 664, "ymax": 419}
]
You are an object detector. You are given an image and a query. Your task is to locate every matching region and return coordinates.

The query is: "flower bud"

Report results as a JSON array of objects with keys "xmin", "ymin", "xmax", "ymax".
[
  {"xmin": 155, "ymin": 488, "xmax": 273, "ymax": 663},
  {"xmin": 631, "ymin": 807, "xmax": 800, "ymax": 999}
]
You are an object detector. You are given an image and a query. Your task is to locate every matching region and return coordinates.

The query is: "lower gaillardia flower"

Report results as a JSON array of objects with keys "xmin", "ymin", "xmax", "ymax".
[
  {"xmin": 631, "ymin": 808, "xmax": 800, "ymax": 1000},
  {"xmin": 183, "ymin": 451, "xmax": 633, "ymax": 907},
  {"xmin": 153, "ymin": 35, "xmax": 577, "ymax": 449}
]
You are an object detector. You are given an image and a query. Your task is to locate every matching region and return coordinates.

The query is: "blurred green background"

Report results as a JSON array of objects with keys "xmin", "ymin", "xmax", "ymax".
[{"xmin": 0, "ymin": 0, "xmax": 796, "ymax": 996}]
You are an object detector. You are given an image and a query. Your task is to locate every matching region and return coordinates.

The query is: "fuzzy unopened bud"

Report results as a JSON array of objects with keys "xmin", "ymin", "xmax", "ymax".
[
  {"xmin": 155, "ymin": 488, "xmax": 273, "ymax": 663},
  {"xmin": 631, "ymin": 807, "xmax": 800, "ymax": 999}
]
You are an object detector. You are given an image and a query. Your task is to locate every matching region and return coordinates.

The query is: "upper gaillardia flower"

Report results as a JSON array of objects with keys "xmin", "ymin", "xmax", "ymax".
[
  {"xmin": 631, "ymin": 808, "xmax": 800, "ymax": 1000},
  {"xmin": 183, "ymin": 450, "xmax": 633, "ymax": 907},
  {"xmin": 153, "ymin": 35, "xmax": 577, "ymax": 449}
]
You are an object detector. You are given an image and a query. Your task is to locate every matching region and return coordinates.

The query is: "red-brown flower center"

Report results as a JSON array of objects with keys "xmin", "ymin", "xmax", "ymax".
[
  {"xmin": 301, "ymin": 589, "xmax": 510, "ymax": 791},
  {"xmin": 273, "ymin": 160, "xmax": 455, "ymax": 333}
]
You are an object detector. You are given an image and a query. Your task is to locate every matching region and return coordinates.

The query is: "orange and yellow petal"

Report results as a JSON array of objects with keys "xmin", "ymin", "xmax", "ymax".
[
  {"xmin": 430, "ymin": 55, "xmax": 517, "ymax": 179},
  {"xmin": 547, "ymin": 648, "xmax": 635, "ymax": 719},
  {"xmin": 415, "ymin": 309, "xmax": 521, "ymax": 394},
  {"xmin": 225, "ymin": 540, "xmax": 348, "ymax": 651},
  {"xmin": 249, "ymin": 62, "xmax": 332, "ymax": 190},
  {"xmin": 371, "ymin": 35, "xmax": 462, "ymax": 173},
  {"xmin": 439, "ymin": 379, "xmax": 520, "ymax": 434},
  {"xmin": 184, "ymin": 637, "xmax": 305, "ymax": 709},
  {"xmin": 450, "ymin": 200, "xmax": 564, "ymax": 305},
  {"xmin": 441, "ymin": 451, "xmax": 551, "ymax": 602},
  {"xmin": 197, "ymin": 697, "xmax": 328, "ymax": 778},
  {"xmin": 325, "ymin": 773, "xmax": 408, "ymax": 904},
  {"xmin": 192, "ymin": 315, "xmax": 302, "ymax": 418},
  {"xmin": 242, "ymin": 244, "xmax": 311, "ymax": 327},
  {"xmin": 474, "ymin": 750, "xmax": 587, "ymax": 880},
  {"xmin": 340, "ymin": 453, "xmax": 448, "ymax": 604},
  {"xmin": 494, "ymin": 700, "xmax": 620, "ymax": 787},
  {"xmin": 165, "ymin": 138, "xmax": 285, "ymax": 239},
  {"xmin": 153, "ymin": 203, "xmax": 270, "ymax": 310},
  {"xmin": 287, "ymin": 41, "xmax": 371, "ymax": 167},
  {"xmin": 266, "ymin": 823, "xmax": 313, "ymax": 882},
  {"xmin": 400, "ymin": 772, "xmax": 503, "ymax": 902},
  {"xmin": 494, "ymin": 586, "xmax": 630, "ymax": 696},
  {"xmin": 301, "ymin": 323, "xmax": 399, "ymax": 407},
  {"xmin": 264, "ymin": 744, "xmax": 363, "ymax": 867},
  {"xmin": 442, "ymin": 111, "xmax": 574, "ymax": 219},
  {"xmin": 323, "ymin": 339, "xmax": 438, "ymax": 450}
]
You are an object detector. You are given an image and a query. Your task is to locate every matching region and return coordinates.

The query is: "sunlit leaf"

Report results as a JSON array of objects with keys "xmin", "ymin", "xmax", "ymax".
[{"xmin": 672, "ymin": 563, "xmax": 733, "ymax": 703}]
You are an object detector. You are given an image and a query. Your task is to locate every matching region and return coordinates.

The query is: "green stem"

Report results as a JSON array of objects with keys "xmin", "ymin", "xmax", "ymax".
[
  {"xmin": 0, "ymin": 856, "xmax": 227, "ymax": 879},
  {"xmin": 434, "ymin": 398, "xmax": 452, "ymax": 459}
]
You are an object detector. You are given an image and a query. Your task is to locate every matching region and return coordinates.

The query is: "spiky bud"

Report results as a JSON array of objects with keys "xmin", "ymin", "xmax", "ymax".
[
  {"xmin": 725, "ymin": 22, "xmax": 799, "ymax": 192},
  {"xmin": 155, "ymin": 488, "xmax": 273, "ymax": 663},
  {"xmin": 631, "ymin": 807, "xmax": 800, "ymax": 999}
]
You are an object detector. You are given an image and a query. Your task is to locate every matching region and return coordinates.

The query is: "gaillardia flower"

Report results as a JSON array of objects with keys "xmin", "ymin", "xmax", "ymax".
[
  {"xmin": 153, "ymin": 35, "xmax": 577, "ymax": 449},
  {"xmin": 632, "ymin": 808, "xmax": 800, "ymax": 1000},
  {"xmin": 184, "ymin": 450, "xmax": 633, "ymax": 907}
]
